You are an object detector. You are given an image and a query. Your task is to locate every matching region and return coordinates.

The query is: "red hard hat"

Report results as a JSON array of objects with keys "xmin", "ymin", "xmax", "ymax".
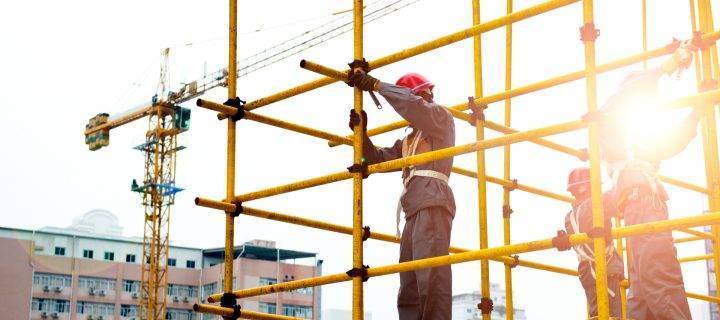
[
  {"xmin": 396, "ymin": 73, "xmax": 434, "ymax": 94},
  {"xmin": 567, "ymin": 167, "xmax": 591, "ymax": 191}
]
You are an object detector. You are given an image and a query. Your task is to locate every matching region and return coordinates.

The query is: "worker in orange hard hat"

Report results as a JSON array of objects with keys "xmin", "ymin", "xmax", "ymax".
[
  {"xmin": 348, "ymin": 70, "xmax": 455, "ymax": 320},
  {"xmin": 593, "ymin": 41, "xmax": 699, "ymax": 320},
  {"xmin": 563, "ymin": 167, "xmax": 624, "ymax": 318}
]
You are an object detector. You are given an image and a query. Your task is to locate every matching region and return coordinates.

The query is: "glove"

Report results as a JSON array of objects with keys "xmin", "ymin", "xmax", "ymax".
[
  {"xmin": 348, "ymin": 109, "xmax": 368, "ymax": 131},
  {"xmin": 466, "ymin": 96, "xmax": 487, "ymax": 126},
  {"xmin": 348, "ymin": 71, "xmax": 379, "ymax": 92}
]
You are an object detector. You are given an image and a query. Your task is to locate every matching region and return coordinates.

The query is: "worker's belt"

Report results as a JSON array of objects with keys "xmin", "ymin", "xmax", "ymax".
[{"xmin": 396, "ymin": 169, "xmax": 450, "ymax": 237}]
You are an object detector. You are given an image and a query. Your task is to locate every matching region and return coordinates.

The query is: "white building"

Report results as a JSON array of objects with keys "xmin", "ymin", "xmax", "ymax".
[{"xmin": 452, "ymin": 283, "xmax": 527, "ymax": 320}]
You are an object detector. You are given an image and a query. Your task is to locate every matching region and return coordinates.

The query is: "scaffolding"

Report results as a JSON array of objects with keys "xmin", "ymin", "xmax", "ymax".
[{"xmin": 190, "ymin": 0, "xmax": 720, "ymax": 319}]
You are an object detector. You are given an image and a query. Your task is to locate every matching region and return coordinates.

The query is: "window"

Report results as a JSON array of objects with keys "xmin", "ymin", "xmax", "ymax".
[
  {"xmin": 258, "ymin": 278, "xmax": 277, "ymax": 286},
  {"xmin": 120, "ymin": 304, "xmax": 138, "ymax": 317},
  {"xmin": 78, "ymin": 277, "xmax": 116, "ymax": 292},
  {"xmin": 167, "ymin": 308, "xmax": 194, "ymax": 320},
  {"xmin": 282, "ymin": 304, "xmax": 312, "ymax": 319},
  {"xmin": 202, "ymin": 282, "xmax": 217, "ymax": 299},
  {"xmin": 123, "ymin": 280, "xmax": 139, "ymax": 293},
  {"xmin": 168, "ymin": 258, "xmax": 176, "ymax": 267},
  {"xmin": 186, "ymin": 260, "xmax": 195, "ymax": 269},
  {"xmin": 126, "ymin": 254, "xmax": 136, "ymax": 263},
  {"xmin": 82, "ymin": 249, "xmax": 93, "ymax": 259},
  {"xmin": 168, "ymin": 284, "xmax": 198, "ymax": 298},
  {"xmin": 76, "ymin": 301, "xmax": 114, "ymax": 315},
  {"xmin": 54, "ymin": 247, "xmax": 65, "ymax": 256},
  {"xmin": 104, "ymin": 251, "xmax": 114, "ymax": 261},
  {"xmin": 33, "ymin": 273, "xmax": 71, "ymax": 288},
  {"xmin": 290, "ymin": 287, "xmax": 313, "ymax": 295},
  {"xmin": 259, "ymin": 302, "xmax": 277, "ymax": 314},
  {"xmin": 32, "ymin": 299, "xmax": 69, "ymax": 313}
]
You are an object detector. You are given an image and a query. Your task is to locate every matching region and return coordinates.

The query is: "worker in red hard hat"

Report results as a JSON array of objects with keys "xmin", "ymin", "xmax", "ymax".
[
  {"xmin": 348, "ymin": 70, "xmax": 455, "ymax": 320},
  {"xmin": 593, "ymin": 43, "xmax": 699, "ymax": 320},
  {"xmin": 563, "ymin": 167, "xmax": 624, "ymax": 318}
]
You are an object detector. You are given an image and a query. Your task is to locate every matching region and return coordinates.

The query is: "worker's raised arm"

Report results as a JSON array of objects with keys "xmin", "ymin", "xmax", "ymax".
[{"xmin": 376, "ymin": 82, "xmax": 453, "ymax": 138}]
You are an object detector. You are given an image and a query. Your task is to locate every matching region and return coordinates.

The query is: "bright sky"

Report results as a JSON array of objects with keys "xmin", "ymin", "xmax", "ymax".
[{"xmin": 1, "ymin": 0, "xmax": 718, "ymax": 319}]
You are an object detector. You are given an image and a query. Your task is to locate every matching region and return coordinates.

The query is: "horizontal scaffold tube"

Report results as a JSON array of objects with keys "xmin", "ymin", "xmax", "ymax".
[
  {"xmin": 205, "ymin": 210, "xmax": 720, "ymax": 302},
  {"xmin": 193, "ymin": 303, "xmax": 302, "ymax": 320},
  {"xmin": 678, "ymin": 254, "xmax": 714, "ymax": 263},
  {"xmin": 223, "ymin": 0, "xmax": 580, "ymax": 116},
  {"xmin": 331, "ymin": 30, "xmax": 720, "ymax": 144},
  {"xmin": 225, "ymin": 119, "xmax": 586, "ymax": 202}
]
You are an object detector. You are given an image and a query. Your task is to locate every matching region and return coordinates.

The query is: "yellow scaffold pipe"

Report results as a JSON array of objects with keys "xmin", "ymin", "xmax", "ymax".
[
  {"xmin": 451, "ymin": 167, "xmax": 574, "ymax": 203},
  {"xmin": 205, "ymin": 211, "xmax": 720, "ymax": 302},
  {"xmin": 215, "ymin": 0, "xmax": 580, "ymax": 118},
  {"xmin": 678, "ymin": 254, "xmax": 714, "ymax": 263},
  {"xmin": 328, "ymin": 30, "xmax": 720, "ymax": 145},
  {"xmin": 193, "ymin": 303, "xmax": 303, "ymax": 320}
]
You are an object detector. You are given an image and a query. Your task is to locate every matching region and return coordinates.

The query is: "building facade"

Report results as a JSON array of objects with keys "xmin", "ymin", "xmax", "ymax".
[
  {"xmin": 452, "ymin": 284, "xmax": 527, "ymax": 320},
  {"xmin": 0, "ymin": 210, "xmax": 321, "ymax": 320}
]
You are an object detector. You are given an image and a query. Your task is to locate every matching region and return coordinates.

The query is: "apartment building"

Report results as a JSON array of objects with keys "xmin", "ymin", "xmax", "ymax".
[{"xmin": 0, "ymin": 209, "xmax": 321, "ymax": 320}]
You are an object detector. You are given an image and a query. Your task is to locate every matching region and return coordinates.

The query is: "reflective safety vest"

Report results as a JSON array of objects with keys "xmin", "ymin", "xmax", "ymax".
[{"xmin": 395, "ymin": 130, "xmax": 449, "ymax": 237}]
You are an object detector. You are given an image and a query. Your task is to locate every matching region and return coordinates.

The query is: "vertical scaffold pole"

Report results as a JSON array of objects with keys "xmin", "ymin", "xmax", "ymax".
[
  {"xmin": 223, "ymin": 0, "xmax": 238, "ymax": 301},
  {"xmin": 351, "ymin": 0, "xmax": 365, "ymax": 319},
  {"xmin": 697, "ymin": 0, "xmax": 720, "ymax": 310},
  {"xmin": 471, "ymin": 1, "xmax": 491, "ymax": 319},
  {"xmin": 641, "ymin": 0, "xmax": 647, "ymax": 69},
  {"xmin": 501, "ymin": 1, "xmax": 514, "ymax": 319},
  {"xmin": 581, "ymin": 0, "xmax": 611, "ymax": 319}
]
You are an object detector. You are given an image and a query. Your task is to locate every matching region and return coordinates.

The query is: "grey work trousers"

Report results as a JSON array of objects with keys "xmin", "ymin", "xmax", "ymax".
[
  {"xmin": 624, "ymin": 195, "xmax": 692, "ymax": 320},
  {"xmin": 579, "ymin": 261, "xmax": 623, "ymax": 318},
  {"xmin": 397, "ymin": 207, "xmax": 453, "ymax": 320}
]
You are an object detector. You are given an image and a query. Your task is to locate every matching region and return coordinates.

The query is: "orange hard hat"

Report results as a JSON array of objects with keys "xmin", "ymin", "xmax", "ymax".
[{"xmin": 396, "ymin": 73, "xmax": 434, "ymax": 94}]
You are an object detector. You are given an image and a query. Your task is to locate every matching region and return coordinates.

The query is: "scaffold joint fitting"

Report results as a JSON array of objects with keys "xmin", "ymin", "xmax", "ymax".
[
  {"xmin": 552, "ymin": 230, "xmax": 572, "ymax": 251},
  {"xmin": 362, "ymin": 226, "xmax": 371, "ymax": 241},
  {"xmin": 579, "ymin": 22, "xmax": 600, "ymax": 42},
  {"xmin": 478, "ymin": 297, "xmax": 494, "ymax": 314},
  {"xmin": 578, "ymin": 148, "xmax": 589, "ymax": 162},
  {"xmin": 587, "ymin": 226, "xmax": 611, "ymax": 240},
  {"xmin": 467, "ymin": 96, "xmax": 487, "ymax": 126},
  {"xmin": 665, "ymin": 38, "xmax": 681, "ymax": 54},
  {"xmin": 507, "ymin": 255, "xmax": 520, "ymax": 268},
  {"xmin": 220, "ymin": 293, "xmax": 241, "ymax": 319},
  {"xmin": 348, "ymin": 58, "xmax": 370, "ymax": 75},
  {"xmin": 229, "ymin": 201, "xmax": 243, "ymax": 217},
  {"xmin": 581, "ymin": 110, "xmax": 605, "ymax": 123},
  {"xmin": 502, "ymin": 205, "xmax": 514, "ymax": 218},
  {"xmin": 346, "ymin": 265, "xmax": 370, "ymax": 282},
  {"xmin": 503, "ymin": 179, "xmax": 518, "ymax": 192},
  {"xmin": 347, "ymin": 162, "xmax": 369, "ymax": 179},
  {"xmin": 692, "ymin": 31, "xmax": 709, "ymax": 51},
  {"xmin": 224, "ymin": 97, "xmax": 246, "ymax": 121},
  {"xmin": 699, "ymin": 79, "xmax": 718, "ymax": 92}
]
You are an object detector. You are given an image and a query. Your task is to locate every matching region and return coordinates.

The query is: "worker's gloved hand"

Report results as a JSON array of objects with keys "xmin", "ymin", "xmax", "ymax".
[
  {"xmin": 348, "ymin": 109, "xmax": 368, "ymax": 131},
  {"xmin": 348, "ymin": 71, "xmax": 379, "ymax": 92},
  {"xmin": 466, "ymin": 96, "xmax": 487, "ymax": 126}
]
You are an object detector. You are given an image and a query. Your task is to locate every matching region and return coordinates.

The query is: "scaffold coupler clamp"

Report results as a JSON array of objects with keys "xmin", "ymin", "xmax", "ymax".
[
  {"xmin": 348, "ymin": 58, "xmax": 382, "ymax": 109},
  {"xmin": 229, "ymin": 201, "xmax": 243, "ymax": 218},
  {"xmin": 692, "ymin": 31, "xmax": 709, "ymax": 51},
  {"xmin": 587, "ymin": 226, "xmax": 611, "ymax": 241},
  {"xmin": 507, "ymin": 255, "xmax": 520, "ymax": 269},
  {"xmin": 224, "ymin": 97, "xmax": 246, "ymax": 121},
  {"xmin": 552, "ymin": 230, "xmax": 572, "ymax": 251},
  {"xmin": 346, "ymin": 265, "xmax": 370, "ymax": 282},
  {"xmin": 478, "ymin": 297, "xmax": 494, "ymax": 314},
  {"xmin": 348, "ymin": 161, "xmax": 369, "ymax": 179},
  {"xmin": 503, "ymin": 178, "xmax": 518, "ymax": 192},
  {"xmin": 579, "ymin": 22, "xmax": 600, "ymax": 42},
  {"xmin": 220, "ymin": 292, "xmax": 241, "ymax": 320},
  {"xmin": 502, "ymin": 205, "xmax": 514, "ymax": 218},
  {"xmin": 578, "ymin": 148, "xmax": 589, "ymax": 162},
  {"xmin": 581, "ymin": 110, "xmax": 605, "ymax": 124},
  {"xmin": 362, "ymin": 226, "xmax": 371, "ymax": 241},
  {"xmin": 467, "ymin": 96, "xmax": 487, "ymax": 126}
]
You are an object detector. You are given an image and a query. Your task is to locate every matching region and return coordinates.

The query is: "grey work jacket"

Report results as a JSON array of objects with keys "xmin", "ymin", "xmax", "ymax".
[{"xmin": 362, "ymin": 82, "xmax": 456, "ymax": 218}]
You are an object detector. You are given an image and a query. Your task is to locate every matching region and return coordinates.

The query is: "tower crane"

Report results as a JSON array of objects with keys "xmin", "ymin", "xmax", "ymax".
[{"xmin": 82, "ymin": 2, "xmax": 419, "ymax": 318}]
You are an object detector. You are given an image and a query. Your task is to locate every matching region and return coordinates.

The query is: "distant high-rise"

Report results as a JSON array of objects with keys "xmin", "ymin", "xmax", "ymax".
[
  {"xmin": 0, "ymin": 209, "xmax": 321, "ymax": 320},
  {"xmin": 452, "ymin": 283, "xmax": 527, "ymax": 320}
]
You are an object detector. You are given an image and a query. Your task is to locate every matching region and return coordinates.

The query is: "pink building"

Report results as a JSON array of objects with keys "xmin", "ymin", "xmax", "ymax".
[{"xmin": 0, "ymin": 210, "xmax": 321, "ymax": 320}]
